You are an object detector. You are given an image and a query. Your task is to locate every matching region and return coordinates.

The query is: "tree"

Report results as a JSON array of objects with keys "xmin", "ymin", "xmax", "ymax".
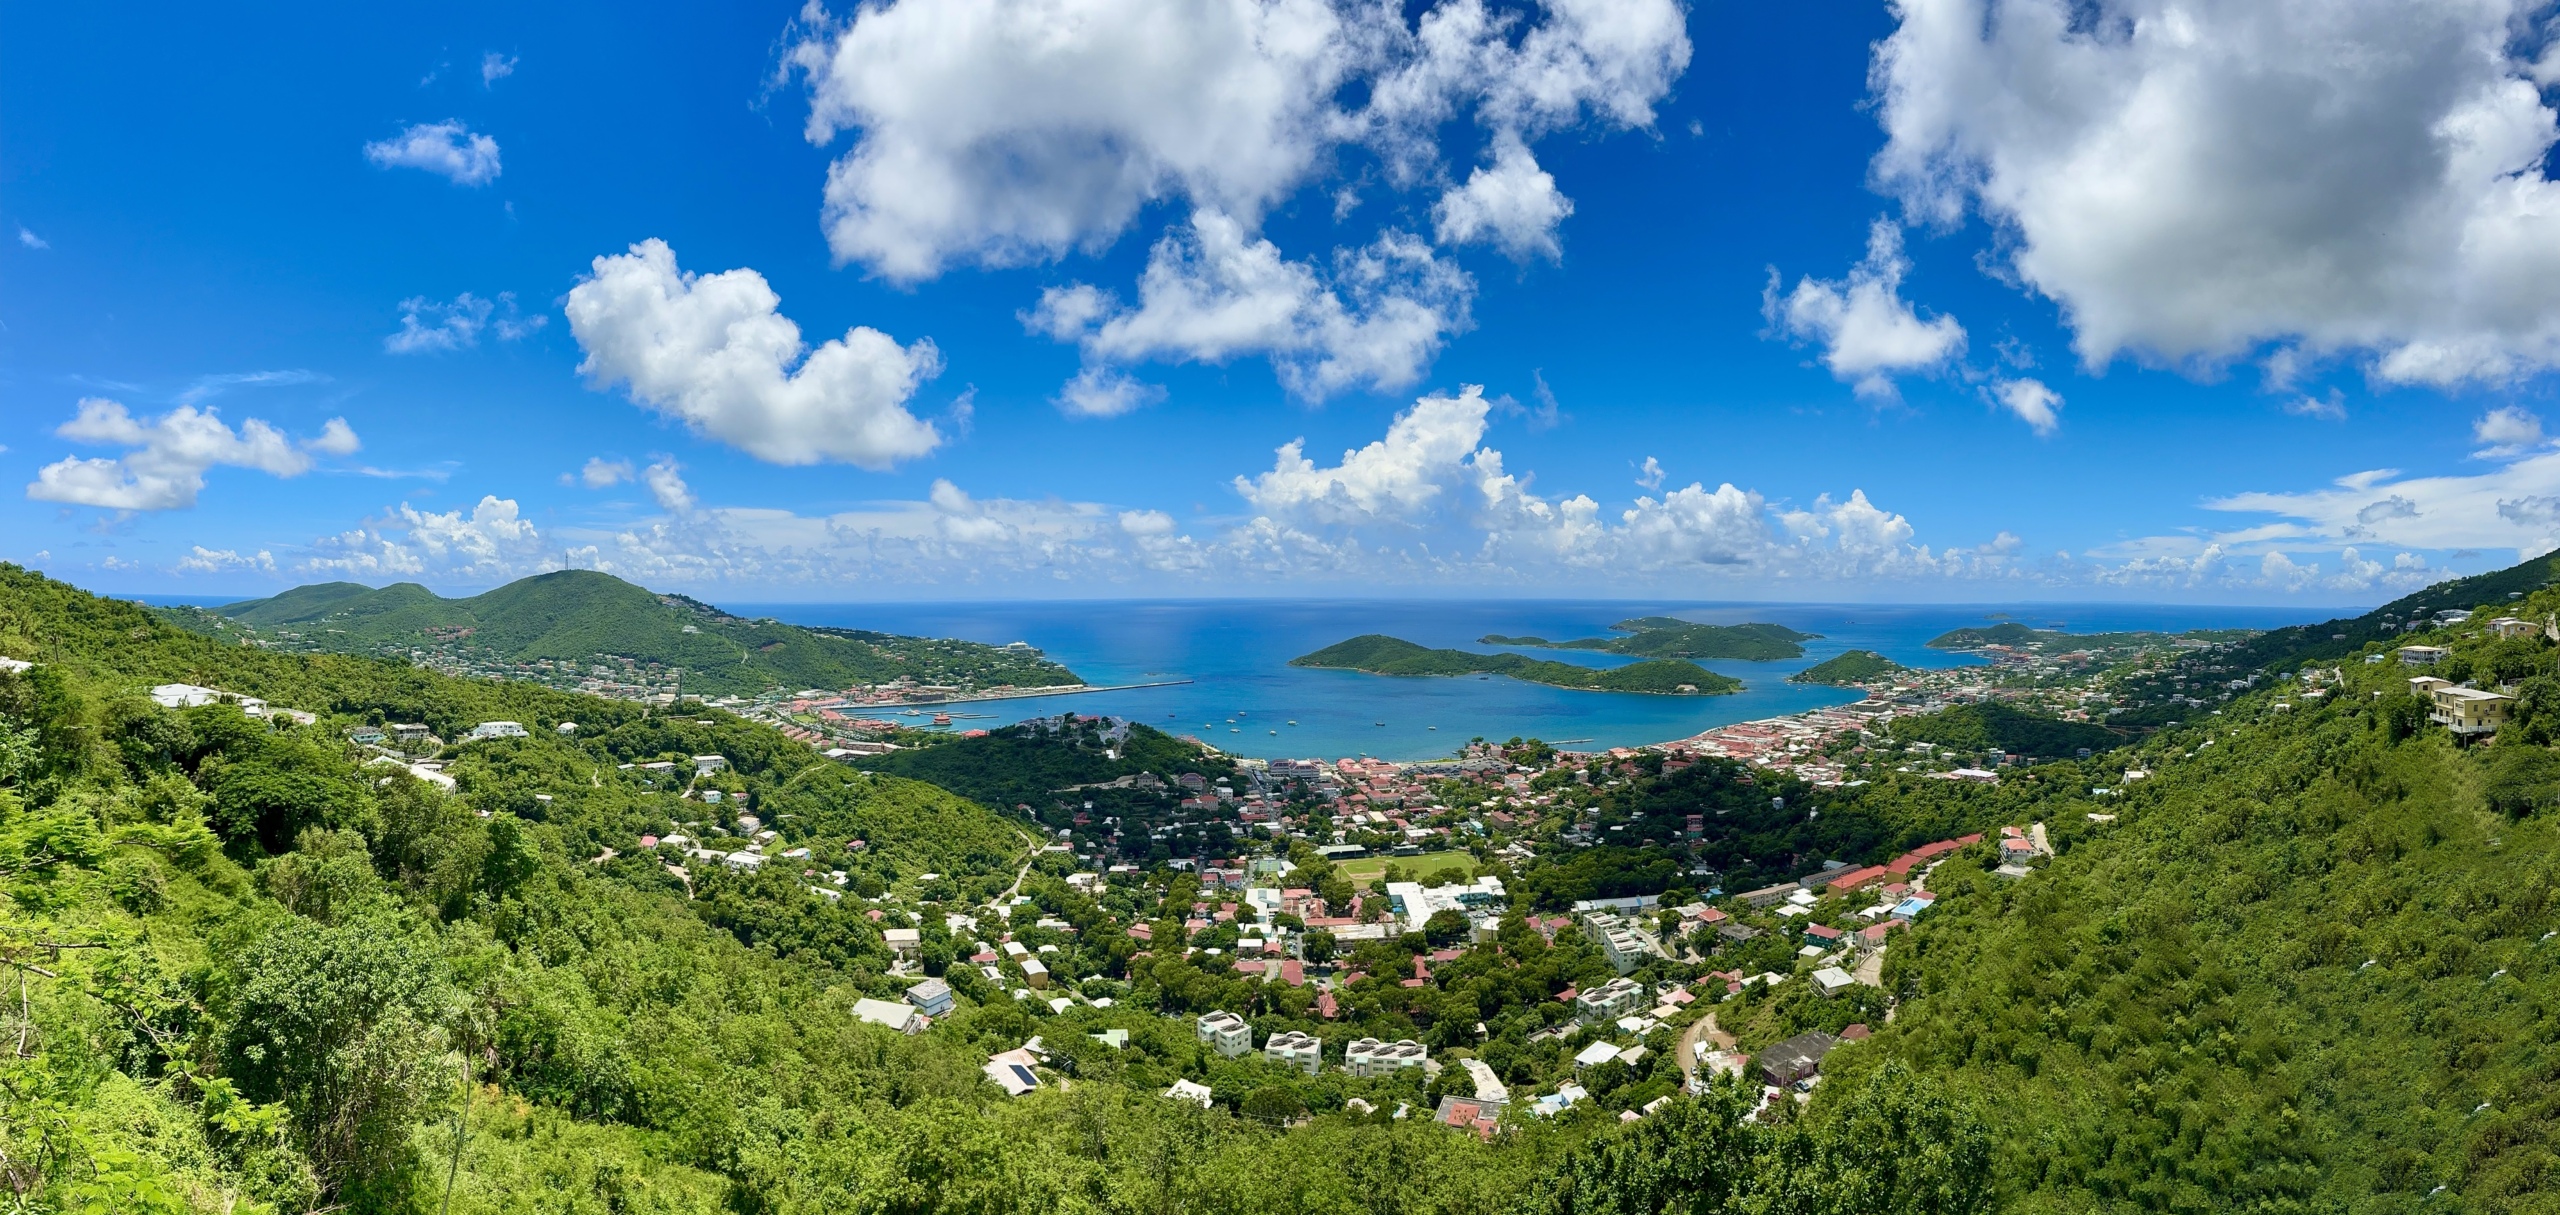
[
  {"xmin": 1424, "ymin": 909, "xmax": 1471, "ymax": 947},
  {"xmin": 221, "ymin": 910, "xmax": 455, "ymax": 1209},
  {"xmin": 1303, "ymin": 931, "xmax": 1338, "ymax": 964}
]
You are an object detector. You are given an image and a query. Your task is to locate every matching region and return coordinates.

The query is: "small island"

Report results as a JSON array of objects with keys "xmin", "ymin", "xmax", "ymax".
[
  {"xmin": 1789, "ymin": 649, "xmax": 1907, "ymax": 685},
  {"xmin": 1292, "ymin": 634, "xmax": 1742, "ymax": 695},
  {"xmin": 1480, "ymin": 617, "xmax": 1815, "ymax": 661}
]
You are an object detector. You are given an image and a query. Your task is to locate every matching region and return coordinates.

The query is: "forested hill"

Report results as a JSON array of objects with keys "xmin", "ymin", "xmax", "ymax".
[
  {"xmin": 1482, "ymin": 618, "xmax": 1814, "ymax": 661},
  {"xmin": 0, "ymin": 563, "xmax": 1995, "ymax": 1214},
  {"xmin": 2222, "ymin": 552, "xmax": 2560, "ymax": 672},
  {"xmin": 1293, "ymin": 634, "xmax": 1743, "ymax": 694},
  {"xmin": 1835, "ymin": 572, "xmax": 2560, "ymax": 1210},
  {"xmin": 185, "ymin": 569, "xmax": 1080, "ymax": 698}
]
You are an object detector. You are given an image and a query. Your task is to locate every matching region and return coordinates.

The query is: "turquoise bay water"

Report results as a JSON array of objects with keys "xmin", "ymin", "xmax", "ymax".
[{"xmin": 740, "ymin": 600, "xmax": 2326, "ymax": 762}]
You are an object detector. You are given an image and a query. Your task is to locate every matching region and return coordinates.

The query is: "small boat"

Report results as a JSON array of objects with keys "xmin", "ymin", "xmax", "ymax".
[
  {"xmin": 1269, "ymin": 730, "xmax": 1278, "ymax": 735},
  {"xmin": 1428, "ymin": 726, "xmax": 1438, "ymax": 731},
  {"xmin": 1375, "ymin": 720, "xmax": 1386, "ymax": 726},
  {"xmin": 902, "ymin": 708, "xmax": 922, "ymax": 716},
  {"xmin": 1287, "ymin": 720, "xmax": 1298, "ymax": 726},
  {"xmin": 932, "ymin": 713, "xmax": 951, "ymax": 726}
]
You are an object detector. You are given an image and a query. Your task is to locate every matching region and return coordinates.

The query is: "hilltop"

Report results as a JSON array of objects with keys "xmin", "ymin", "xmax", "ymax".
[
  {"xmin": 1789, "ymin": 649, "xmax": 1907, "ymax": 685},
  {"xmin": 1482, "ymin": 617, "xmax": 1815, "ymax": 661},
  {"xmin": 173, "ymin": 569, "xmax": 1080, "ymax": 699},
  {"xmin": 1294, "ymin": 634, "xmax": 1742, "ymax": 694}
]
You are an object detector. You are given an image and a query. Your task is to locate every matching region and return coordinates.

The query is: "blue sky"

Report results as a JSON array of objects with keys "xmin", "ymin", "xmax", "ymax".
[{"xmin": 8, "ymin": 0, "xmax": 2560, "ymax": 605}]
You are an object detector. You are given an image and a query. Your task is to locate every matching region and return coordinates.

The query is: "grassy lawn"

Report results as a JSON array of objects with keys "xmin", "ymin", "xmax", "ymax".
[{"xmin": 1335, "ymin": 849, "xmax": 1476, "ymax": 883}]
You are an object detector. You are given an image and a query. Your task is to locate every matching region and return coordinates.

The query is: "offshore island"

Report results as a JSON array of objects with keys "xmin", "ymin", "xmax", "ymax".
[{"xmin": 1290, "ymin": 633, "xmax": 1743, "ymax": 694}]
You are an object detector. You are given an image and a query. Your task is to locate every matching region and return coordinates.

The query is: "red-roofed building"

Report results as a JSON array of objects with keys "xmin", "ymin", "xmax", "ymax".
[
  {"xmin": 1281, "ymin": 960, "xmax": 1305, "ymax": 986},
  {"xmin": 1804, "ymin": 923, "xmax": 1844, "ymax": 943},
  {"xmin": 1317, "ymin": 990, "xmax": 1339, "ymax": 1018}
]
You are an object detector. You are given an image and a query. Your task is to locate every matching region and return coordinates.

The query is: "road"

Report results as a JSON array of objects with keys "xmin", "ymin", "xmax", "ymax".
[
  {"xmin": 993, "ymin": 830, "xmax": 1040, "ymax": 906},
  {"xmin": 1676, "ymin": 1008, "xmax": 1736, "ymax": 1086}
]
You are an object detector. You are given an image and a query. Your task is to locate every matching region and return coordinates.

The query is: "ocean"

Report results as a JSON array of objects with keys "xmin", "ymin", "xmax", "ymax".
[{"xmin": 738, "ymin": 599, "xmax": 2330, "ymax": 762}]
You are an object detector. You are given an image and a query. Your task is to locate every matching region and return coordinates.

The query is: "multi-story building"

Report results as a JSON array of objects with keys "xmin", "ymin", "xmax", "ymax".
[
  {"xmin": 1575, "ymin": 976, "xmax": 1645, "ymax": 1024},
  {"xmin": 1344, "ymin": 1037, "xmax": 1427, "ymax": 1078},
  {"xmin": 2411, "ymin": 676, "xmax": 2515, "ymax": 737},
  {"xmin": 1198, "ymin": 1010, "xmax": 1252, "ymax": 1058},
  {"xmin": 1264, "ymin": 1029, "xmax": 1323, "ymax": 1075}
]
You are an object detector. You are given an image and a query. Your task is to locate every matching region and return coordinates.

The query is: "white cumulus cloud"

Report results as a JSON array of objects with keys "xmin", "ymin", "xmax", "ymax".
[
  {"xmin": 576, "ymin": 457, "xmax": 635, "ymax": 488},
  {"xmin": 1055, "ymin": 367, "xmax": 1165, "ymax": 419},
  {"xmin": 175, "ymin": 546, "xmax": 277, "ymax": 575},
  {"xmin": 1433, "ymin": 136, "xmax": 1573, "ymax": 261},
  {"xmin": 1766, "ymin": 219, "xmax": 1966, "ymax": 398},
  {"xmin": 565, "ymin": 239, "xmax": 943, "ymax": 468},
  {"xmin": 1872, "ymin": 0, "xmax": 2560, "ymax": 384},
  {"xmin": 363, "ymin": 121, "xmax": 502, "ymax": 186},
  {"xmin": 1031, "ymin": 209, "xmax": 1472, "ymax": 401},
  {"xmin": 2474, "ymin": 405, "xmax": 2545, "ymax": 457},
  {"xmin": 781, "ymin": 0, "xmax": 1688, "ymax": 282},
  {"xmin": 304, "ymin": 496, "xmax": 547, "ymax": 582},
  {"xmin": 643, "ymin": 460, "xmax": 697, "ymax": 515},
  {"xmin": 1992, "ymin": 377, "xmax": 2062, "ymax": 436},
  {"xmin": 25, "ymin": 400, "xmax": 356, "ymax": 512}
]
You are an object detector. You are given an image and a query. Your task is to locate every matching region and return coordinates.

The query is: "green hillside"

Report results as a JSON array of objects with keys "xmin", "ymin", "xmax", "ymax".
[
  {"xmin": 200, "ymin": 569, "xmax": 1080, "ymax": 698},
  {"xmin": 0, "ymin": 563, "xmax": 1987, "ymax": 1214},
  {"xmin": 1483, "ymin": 618, "xmax": 1815, "ymax": 661},
  {"xmin": 2221, "ymin": 552, "xmax": 2560, "ymax": 672},
  {"xmin": 1889, "ymin": 702, "xmax": 2123, "ymax": 759},
  {"xmin": 1295, "ymin": 634, "xmax": 1742, "ymax": 694},
  {"xmin": 1846, "ymin": 587, "xmax": 2560, "ymax": 1212},
  {"xmin": 1790, "ymin": 649, "xmax": 1907, "ymax": 684}
]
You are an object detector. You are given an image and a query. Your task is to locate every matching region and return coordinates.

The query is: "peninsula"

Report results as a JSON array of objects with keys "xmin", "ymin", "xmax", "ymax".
[
  {"xmin": 1292, "ymin": 634, "xmax": 1742, "ymax": 695},
  {"xmin": 1480, "ymin": 617, "xmax": 1815, "ymax": 661},
  {"xmin": 1789, "ymin": 649, "xmax": 1907, "ymax": 684}
]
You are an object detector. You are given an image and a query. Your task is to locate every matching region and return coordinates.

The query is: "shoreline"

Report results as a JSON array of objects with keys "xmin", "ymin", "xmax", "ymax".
[{"xmin": 825, "ymin": 678, "xmax": 1195, "ymax": 712}]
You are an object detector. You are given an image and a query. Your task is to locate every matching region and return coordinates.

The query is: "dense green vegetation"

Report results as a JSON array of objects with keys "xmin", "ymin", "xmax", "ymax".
[
  {"xmin": 1789, "ymin": 650, "xmax": 1906, "ymax": 684},
  {"xmin": 187, "ymin": 569, "xmax": 1081, "ymax": 698},
  {"xmin": 1294, "ymin": 635, "xmax": 1742, "ymax": 695},
  {"xmin": 1482, "ymin": 618, "xmax": 1814, "ymax": 661},
  {"xmin": 852, "ymin": 715, "xmax": 1237, "ymax": 813},
  {"xmin": 1771, "ymin": 566, "xmax": 2560, "ymax": 1213},
  {"xmin": 2222, "ymin": 553, "xmax": 2560, "ymax": 673},
  {"xmin": 0, "ymin": 564, "xmax": 1994, "ymax": 1214},
  {"xmin": 1888, "ymin": 702, "xmax": 2123, "ymax": 759}
]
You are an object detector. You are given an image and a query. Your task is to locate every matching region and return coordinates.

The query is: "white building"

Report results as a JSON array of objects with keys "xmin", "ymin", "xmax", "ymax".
[
  {"xmin": 150, "ymin": 683, "xmax": 267, "ymax": 717},
  {"xmin": 465, "ymin": 721, "xmax": 528, "ymax": 740},
  {"xmin": 1198, "ymin": 1010, "xmax": 1252, "ymax": 1058},
  {"xmin": 852, "ymin": 997, "xmax": 921, "ymax": 1034},
  {"xmin": 1810, "ymin": 967, "xmax": 1858, "ymax": 998},
  {"xmin": 1165, "ymin": 1078, "xmax": 1214, "ymax": 1108},
  {"xmin": 1576, "ymin": 977, "xmax": 1646, "ymax": 1024},
  {"xmin": 693, "ymin": 754, "xmax": 729, "ymax": 775},
  {"xmin": 1264, "ymin": 1029, "xmax": 1323, "ymax": 1075},
  {"xmin": 1344, "ymin": 1037, "xmax": 1427, "ymax": 1078},
  {"xmin": 1574, "ymin": 1041, "xmax": 1622, "ymax": 1069},
  {"xmin": 882, "ymin": 927, "xmax": 921, "ymax": 958}
]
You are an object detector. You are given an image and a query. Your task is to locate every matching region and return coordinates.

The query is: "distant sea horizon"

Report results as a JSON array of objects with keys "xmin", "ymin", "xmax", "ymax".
[{"xmin": 128, "ymin": 591, "xmax": 2336, "ymax": 762}]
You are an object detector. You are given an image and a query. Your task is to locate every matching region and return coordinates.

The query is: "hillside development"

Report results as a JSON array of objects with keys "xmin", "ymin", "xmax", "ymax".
[
  {"xmin": 13, "ymin": 554, "xmax": 2560, "ymax": 1212},
  {"xmin": 162, "ymin": 569, "xmax": 1081, "ymax": 700},
  {"xmin": 1293, "ymin": 634, "xmax": 1742, "ymax": 695}
]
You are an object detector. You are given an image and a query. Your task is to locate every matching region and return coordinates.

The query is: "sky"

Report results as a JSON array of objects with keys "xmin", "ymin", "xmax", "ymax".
[{"xmin": 10, "ymin": 0, "xmax": 2560, "ymax": 606}]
